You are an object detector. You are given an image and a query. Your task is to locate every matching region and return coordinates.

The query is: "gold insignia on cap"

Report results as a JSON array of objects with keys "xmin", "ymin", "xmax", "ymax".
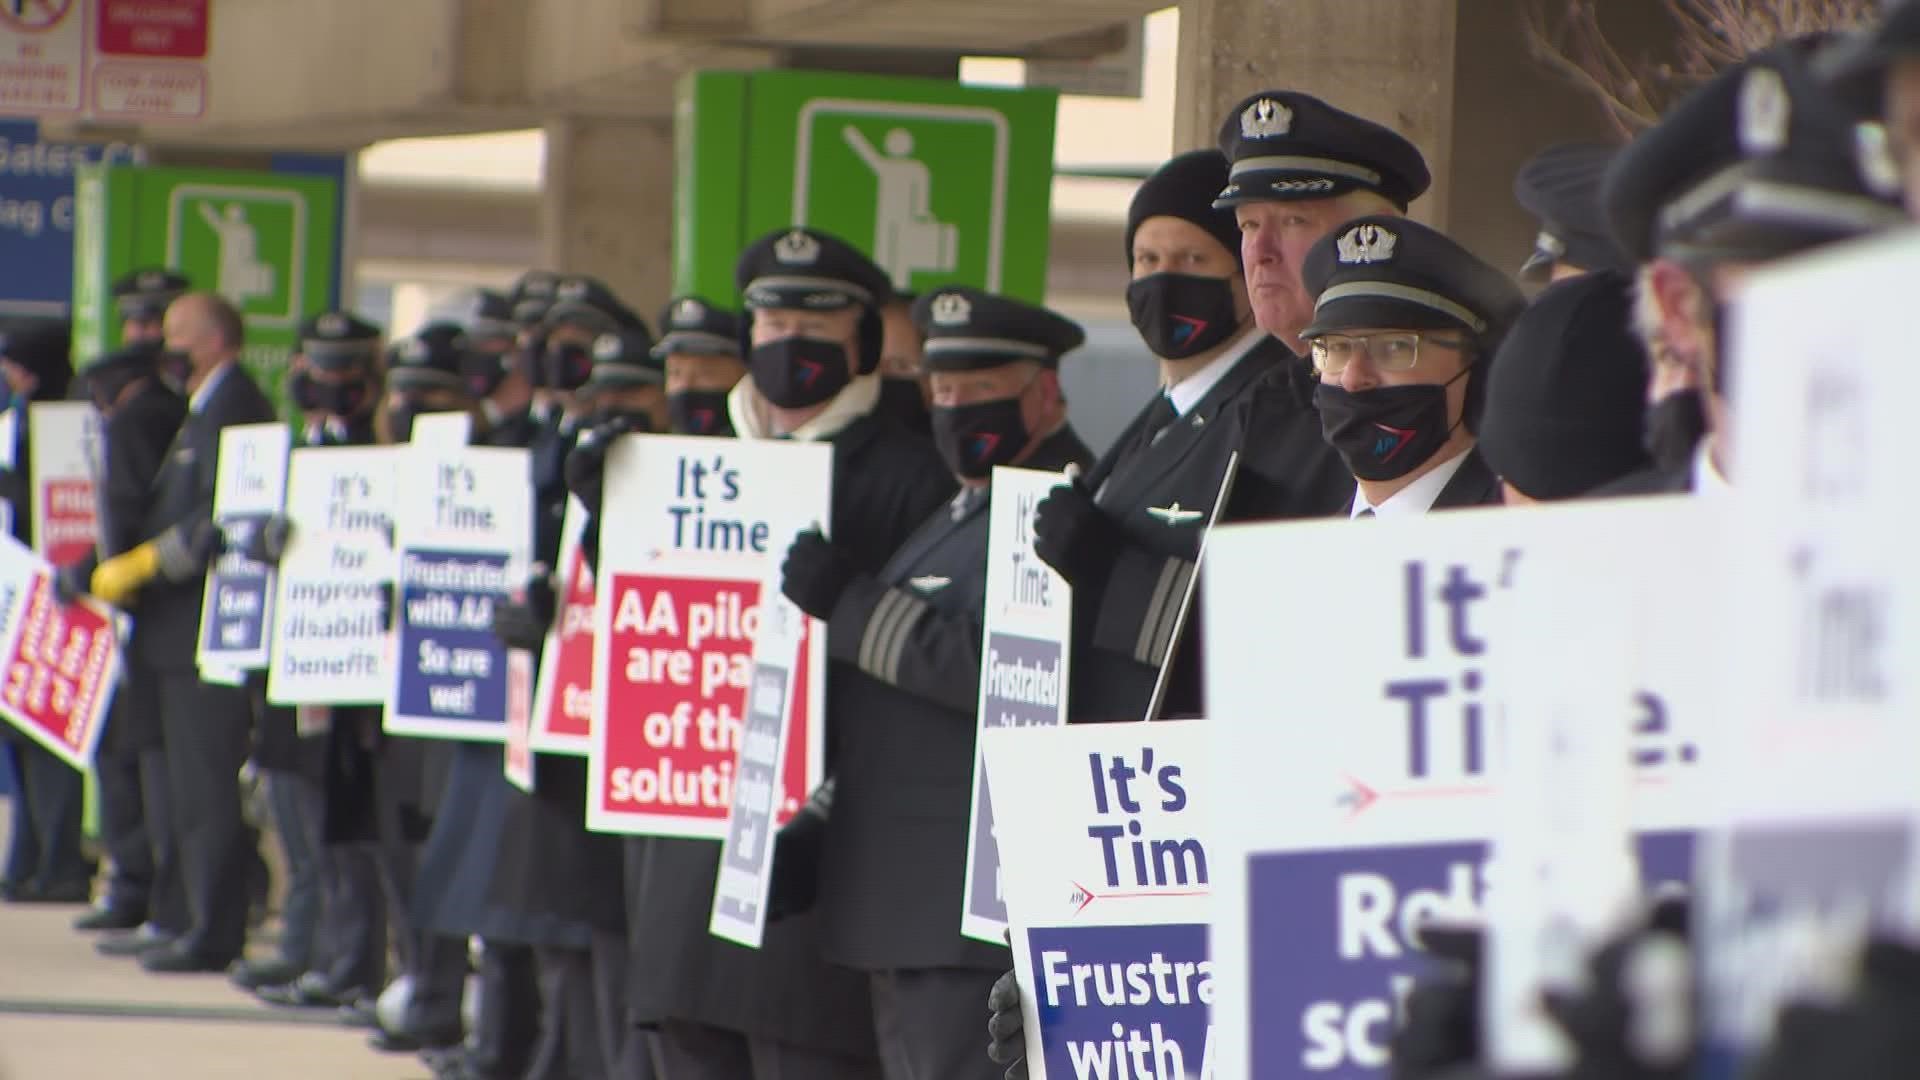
[
  {"xmin": 1336, "ymin": 224, "xmax": 1398, "ymax": 265},
  {"xmin": 930, "ymin": 292, "xmax": 971, "ymax": 327},
  {"xmin": 1738, "ymin": 67, "xmax": 1790, "ymax": 156},
  {"xmin": 1855, "ymin": 122, "xmax": 1902, "ymax": 198},
  {"xmin": 593, "ymin": 333, "xmax": 624, "ymax": 362},
  {"xmin": 1240, "ymin": 97, "xmax": 1292, "ymax": 140},
  {"xmin": 317, "ymin": 313, "xmax": 347, "ymax": 338},
  {"xmin": 674, "ymin": 298, "xmax": 706, "ymax": 324},
  {"xmin": 775, "ymin": 230, "xmax": 821, "ymax": 266}
]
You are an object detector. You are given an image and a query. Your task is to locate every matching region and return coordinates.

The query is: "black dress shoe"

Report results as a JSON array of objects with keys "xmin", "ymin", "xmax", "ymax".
[
  {"xmin": 13, "ymin": 879, "xmax": 93, "ymax": 904},
  {"xmin": 230, "ymin": 957, "xmax": 305, "ymax": 992},
  {"xmin": 258, "ymin": 973, "xmax": 358, "ymax": 1008},
  {"xmin": 338, "ymin": 996, "xmax": 379, "ymax": 1029},
  {"xmin": 139, "ymin": 942, "xmax": 232, "ymax": 974},
  {"xmin": 95, "ymin": 924, "xmax": 175, "ymax": 957},
  {"xmin": 369, "ymin": 1028, "xmax": 462, "ymax": 1054},
  {"xmin": 74, "ymin": 903, "xmax": 146, "ymax": 931}
]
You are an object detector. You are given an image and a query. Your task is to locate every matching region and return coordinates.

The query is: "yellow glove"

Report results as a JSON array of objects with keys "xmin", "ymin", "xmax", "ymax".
[{"xmin": 90, "ymin": 542, "xmax": 162, "ymax": 607}]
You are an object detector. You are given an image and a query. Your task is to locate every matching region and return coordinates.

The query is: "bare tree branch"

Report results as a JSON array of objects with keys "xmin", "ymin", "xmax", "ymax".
[{"xmin": 1519, "ymin": 0, "xmax": 1880, "ymax": 138}]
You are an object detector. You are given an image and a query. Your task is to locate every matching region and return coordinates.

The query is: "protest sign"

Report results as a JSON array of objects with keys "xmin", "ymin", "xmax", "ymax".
[
  {"xmin": 385, "ymin": 445, "xmax": 532, "ymax": 741},
  {"xmin": 196, "ymin": 422, "xmax": 289, "ymax": 672},
  {"xmin": 0, "ymin": 408, "xmax": 16, "ymax": 536},
  {"xmin": 986, "ymin": 720, "xmax": 1214, "ymax": 1080},
  {"xmin": 267, "ymin": 446, "xmax": 397, "ymax": 705},
  {"xmin": 27, "ymin": 401, "xmax": 99, "ymax": 567},
  {"xmin": 708, "ymin": 561, "xmax": 810, "ymax": 947},
  {"xmin": 530, "ymin": 497, "xmax": 595, "ymax": 755},
  {"xmin": 1144, "ymin": 451, "xmax": 1237, "ymax": 722},
  {"xmin": 409, "ymin": 411, "xmax": 472, "ymax": 449},
  {"xmin": 587, "ymin": 433, "xmax": 829, "ymax": 839},
  {"xmin": 1693, "ymin": 232, "xmax": 1920, "ymax": 1080},
  {"xmin": 959, "ymin": 464, "xmax": 1074, "ymax": 946},
  {"xmin": 503, "ymin": 646, "xmax": 536, "ymax": 792},
  {"xmin": 0, "ymin": 534, "xmax": 118, "ymax": 769},
  {"xmin": 1201, "ymin": 499, "xmax": 1714, "ymax": 1080}
]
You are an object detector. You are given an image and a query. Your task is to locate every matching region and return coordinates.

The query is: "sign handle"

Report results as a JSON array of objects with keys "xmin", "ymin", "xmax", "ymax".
[{"xmin": 1141, "ymin": 451, "xmax": 1239, "ymax": 723}]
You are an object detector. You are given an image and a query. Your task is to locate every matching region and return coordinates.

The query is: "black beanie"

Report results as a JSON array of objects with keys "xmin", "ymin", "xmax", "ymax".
[
  {"xmin": 1125, "ymin": 150, "xmax": 1242, "ymax": 268},
  {"xmin": 0, "ymin": 317, "xmax": 73, "ymax": 401},
  {"xmin": 1476, "ymin": 270, "xmax": 1653, "ymax": 500}
]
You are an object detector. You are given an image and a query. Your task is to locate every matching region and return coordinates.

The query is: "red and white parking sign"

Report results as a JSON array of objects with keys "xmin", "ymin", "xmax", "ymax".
[
  {"xmin": 0, "ymin": 0, "xmax": 210, "ymax": 118},
  {"xmin": 0, "ymin": 0, "xmax": 85, "ymax": 115}
]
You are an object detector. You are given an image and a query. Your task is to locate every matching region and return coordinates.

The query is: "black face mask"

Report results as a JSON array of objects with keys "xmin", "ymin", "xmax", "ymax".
[
  {"xmin": 518, "ymin": 331, "xmax": 549, "ymax": 389},
  {"xmin": 589, "ymin": 408, "xmax": 654, "ymax": 436},
  {"xmin": 1643, "ymin": 388, "xmax": 1707, "ymax": 474},
  {"xmin": 1315, "ymin": 367, "xmax": 1471, "ymax": 482},
  {"xmin": 668, "ymin": 390, "xmax": 732, "ymax": 437},
  {"xmin": 1126, "ymin": 273, "xmax": 1240, "ymax": 360},
  {"xmin": 462, "ymin": 349, "xmax": 507, "ymax": 399},
  {"xmin": 291, "ymin": 371, "xmax": 372, "ymax": 417},
  {"xmin": 157, "ymin": 349, "xmax": 191, "ymax": 392},
  {"xmin": 749, "ymin": 337, "xmax": 851, "ymax": 409},
  {"xmin": 932, "ymin": 395, "xmax": 1032, "ymax": 481},
  {"xmin": 90, "ymin": 368, "xmax": 144, "ymax": 415},
  {"xmin": 543, "ymin": 342, "xmax": 593, "ymax": 391},
  {"xmin": 877, "ymin": 376, "xmax": 931, "ymax": 432}
]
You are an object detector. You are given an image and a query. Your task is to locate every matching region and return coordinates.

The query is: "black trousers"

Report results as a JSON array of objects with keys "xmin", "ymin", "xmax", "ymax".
[
  {"xmin": 408, "ymin": 935, "xmax": 541, "ymax": 1073},
  {"xmin": 651, "ymin": 1019, "xmax": 881, "ymax": 1080},
  {"xmin": 92, "ymin": 694, "xmax": 156, "ymax": 916},
  {"xmin": 529, "ymin": 945, "xmax": 604, "ymax": 1080},
  {"xmin": 156, "ymin": 672, "xmax": 253, "ymax": 962},
  {"xmin": 1, "ymin": 738, "xmax": 89, "ymax": 889},
  {"xmin": 869, "ymin": 968, "xmax": 1003, "ymax": 1080}
]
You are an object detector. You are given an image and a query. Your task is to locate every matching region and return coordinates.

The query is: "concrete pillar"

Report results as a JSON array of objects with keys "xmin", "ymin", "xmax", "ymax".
[
  {"xmin": 539, "ymin": 115, "xmax": 675, "ymax": 310},
  {"xmin": 1172, "ymin": 0, "xmax": 1656, "ymax": 269}
]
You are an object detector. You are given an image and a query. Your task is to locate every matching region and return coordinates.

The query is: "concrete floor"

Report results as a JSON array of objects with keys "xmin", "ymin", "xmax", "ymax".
[{"xmin": 0, "ymin": 800, "xmax": 427, "ymax": 1079}]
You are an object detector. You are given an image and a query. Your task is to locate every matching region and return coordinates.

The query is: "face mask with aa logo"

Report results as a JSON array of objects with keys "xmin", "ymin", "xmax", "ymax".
[
  {"xmin": 1314, "ymin": 366, "xmax": 1471, "ymax": 482},
  {"xmin": 1125, "ymin": 273, "xmax": 1240, "ymax": 360},
  {"xmin": 748, "ymin": 337, "xmax": 850, "ymax": 409}
]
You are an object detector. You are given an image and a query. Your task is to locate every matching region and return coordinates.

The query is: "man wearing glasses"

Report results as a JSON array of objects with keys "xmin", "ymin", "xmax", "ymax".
[{"xmin": 1298, "ymin": 216, "xmax": 1526, "ymax": 516}]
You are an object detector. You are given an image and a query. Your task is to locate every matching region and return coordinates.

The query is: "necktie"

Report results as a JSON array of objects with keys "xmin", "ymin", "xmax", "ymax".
[
  {"xmin": 1356, "ymin": 507, "xmax": 1375, "ymax": 518},
  {"xmin": 1138, "ymin": 395, "xmax": 1179, "ymax": 453}
]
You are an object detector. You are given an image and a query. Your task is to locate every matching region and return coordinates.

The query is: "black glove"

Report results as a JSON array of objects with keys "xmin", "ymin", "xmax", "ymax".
[
  {"xmin": 244, "ymin": 513, "xmax": 294, "ymax": 566},
  {"xmin": 376, "ymin": 581, "xmax": 398, "ymax": 630},
  {"xmin": 562, "ymin": 422, "xmax": 629, "ymax": 516},
  {"xmin": 766, "ymin": 779, "xmax": 834, "ymax": 921},
  {"xmin": 1540, "ymin": 898, "xmax": 1694, "ymax": 1080},
  {"xmin": 987, "ymin": 967, "xmax": 1029, "ymax": 1080},
  {"xmin": 53, "ymin": 561, "xmax": 89, "ymax": 605},
  {"xmin": 1032, "ymin": 478, "xmax": 1123, "ymax": 588},
  {"xmin": 1391, "ymin": 923, "xmax": 1484, "ymax": 1080},
  {"xmin": 1749, "ymin": 938, "xmax": 1920, "ymax": 1080},
  {"xmin": 779, "ymin": 529, "xmax": 857, "ymax": 620},
  {"xmin": 491, "ymin": 575, "xmax": 557, "ymax": 650},
  {"xmin": 187, "ymin": 515, "xmax": 226, "ymax": 567}
]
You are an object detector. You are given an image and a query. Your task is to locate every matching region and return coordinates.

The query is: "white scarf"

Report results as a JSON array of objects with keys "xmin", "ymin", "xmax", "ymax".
[{"xmin": 728, "ymin": 372, "xmax": 882, "ymax": 442}]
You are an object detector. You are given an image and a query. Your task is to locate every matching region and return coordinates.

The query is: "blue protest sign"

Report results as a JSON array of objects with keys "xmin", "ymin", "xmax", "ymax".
[
  {"xmin": 385, "ymin": 445, "xmax": 532, "ymax": 741},
  {"xmin": 1202, "ymin": 500, "xmax": 1716, "ymax": 1080},
  {"xmin": 198, "ymin": 422, "xmax": 289, "ymax": 673},
  {"xmin": 0, "ymin": 121, "xmax": 143, "ymax": 317},
  {"xmin": 985, "ymin": 719, "xmax": 1215, "ymax": 1080}
]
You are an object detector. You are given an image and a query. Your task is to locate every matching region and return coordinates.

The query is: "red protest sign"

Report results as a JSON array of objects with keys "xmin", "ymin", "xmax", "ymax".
[
  {"xmin": 0, "ymin": 566, "xmax": 117, "ymax": 768},
  {"xmin": 593, "ymin": 573, "xmax": 811, "ymax": 837},
  {"xmin": 531, "ymin": 530, "xmax": 595, "ymax": 754}
]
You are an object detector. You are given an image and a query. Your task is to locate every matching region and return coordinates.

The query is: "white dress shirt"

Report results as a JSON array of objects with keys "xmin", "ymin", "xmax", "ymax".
[{"xmin": 1350, "ymin": 447, "xmax": 1471, "ymax": 518}]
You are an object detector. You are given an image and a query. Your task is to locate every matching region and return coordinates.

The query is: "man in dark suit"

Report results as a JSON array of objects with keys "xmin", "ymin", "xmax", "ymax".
[
  {"xmin": 778, "ymin": 286, "xmax": 1093, "ymax": 1080},
  {"xmin": 1600, "ymin": 38, "xmax": 1905, "ymax": 497},
  {"xmin": 1297, "ymin": 216, "xmax": 1525, "ymax": 516},
  {"xmin": 87, "ymin": 292, "xmax": 278, "ymax": 973},
  {"xmin": 1029, "ymin": 149, "xmax": 1353, "ymax": 723},
  {"xmin": 0, "ymin": 318, "xmax": 90, "ymax": 905},
  {"xmin": 68, "ymin": 343, "xmax": 188, "ymax": 942}
]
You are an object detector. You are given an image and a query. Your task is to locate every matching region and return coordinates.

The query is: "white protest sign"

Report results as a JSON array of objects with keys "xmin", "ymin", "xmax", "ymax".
[
  {"xmin": 196, "ymin": 423, "xmax": 289, "ymax": 672},
  {"xmin": 409, "ymin": 411, "xmax": 472, "ymax": 449},
  {"xmin": 385, "ymin": 445, "xmax": 533, "ymax": 741},
  {"xmin": 1695, "ymin": 230, "xmax": 1920, "ymax": 1078},
  {"xmin": 987, "ymin": 720, "xmax": 1214, "ymax": 1080},
  {"xmin": 959, "ymin": 464, "xmax": 1074, "ymax": 946},
  {"xmin": 1201, "ymin": 500, "xmax": 1714, "ymax": 1080},
  {"xmin": 708, "ymin": 556, "xmax": 810, "ymax": 948},
  {"xmin": 27, "ymin": 402, "xmax": 100, "ymax": 568},
  {"xmin": 0, "ymin": 533, "xmax": 120, "ymax": 770},
  {"xmin": 530, "ymin": 496, "xmax": 595, "ymax": 755},
  {"xmin": 503, "ymin": 645, "xmax": 537, "ymax": 792},
  {"xmin": 267, "ymin": 446, "xmax": 398, "ymax": 705},
  {"xmin": 587, "ymin": 434, "xmax": 830, "ymax": 839}
]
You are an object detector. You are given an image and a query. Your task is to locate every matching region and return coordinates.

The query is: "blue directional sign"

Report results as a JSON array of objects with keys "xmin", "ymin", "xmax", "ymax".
[{"xmin": 0, "ymin": 119, "xmax": 145, "ymax": 317}]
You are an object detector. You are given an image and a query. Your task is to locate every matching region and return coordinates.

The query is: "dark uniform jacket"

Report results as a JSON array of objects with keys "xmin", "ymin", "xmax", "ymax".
[
  {"xmin": 625, "ymin": 408, "xmax": 954, "ymax": 1057},
  {"xmin": 1423, "ymin": 448, "xmax": 1504, "ymax": 510},
  {"xmin": 1593, "ymin": 463, "xmax": 1693, "ymax": 497},
  {"xmin": 1071, "ymin": 336, "xmax": 1353, "ymax": 722},
  {"xmin": 817, "ymin": 425, "xmax": 1092, "ymax": 972},
  {"xmin": 128, "ymin": 363, "xmax": 277, "ymax": 674},
  {"xmin": 89, "ymin": 382, "xmax": 187, "ymax": 756}
]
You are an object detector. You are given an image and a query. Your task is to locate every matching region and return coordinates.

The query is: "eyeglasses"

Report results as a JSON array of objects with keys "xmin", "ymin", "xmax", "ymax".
[{"xmin": 1308, "ymin": 332, "xmax": 1469, "ymax": 375}]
